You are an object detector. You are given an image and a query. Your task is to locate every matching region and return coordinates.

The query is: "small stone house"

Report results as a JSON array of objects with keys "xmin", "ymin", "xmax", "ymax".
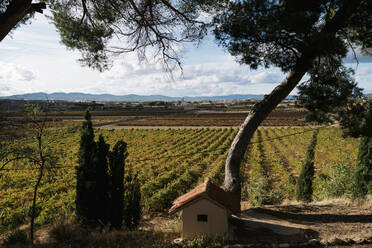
[{"xmin": 169, "ymin": 178, "xmax": 240, "ymax": 239}]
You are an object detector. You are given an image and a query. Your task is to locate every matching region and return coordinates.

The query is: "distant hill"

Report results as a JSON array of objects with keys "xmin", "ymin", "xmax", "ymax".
[{"xmin": 0, "ymin": 92, "xmax": 297, "ymax": 101}]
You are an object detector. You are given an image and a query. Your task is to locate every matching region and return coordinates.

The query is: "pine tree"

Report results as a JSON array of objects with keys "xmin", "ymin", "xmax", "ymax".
[
  {"xmin": 108, "ymin": 140, "xmax": 128, "ymax": 229},
  {"xmin": 296, "ymin": 129, "xmax": 319, "ymax": 202},
  {"xmin": 123, "ymin": 173, "xmax": 142, "ymax": 230},
  {"xmin": 76, "ymin": 110, "xmax": 97, "ymax": 225}
]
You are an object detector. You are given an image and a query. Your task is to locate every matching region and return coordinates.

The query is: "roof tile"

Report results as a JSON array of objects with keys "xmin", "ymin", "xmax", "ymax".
[{"xmin": 169, "ymin": 178, "xmax": 240, "ymax": 214}]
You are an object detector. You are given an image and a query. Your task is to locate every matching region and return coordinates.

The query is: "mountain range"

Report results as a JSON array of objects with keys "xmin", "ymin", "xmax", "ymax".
[
  {"xmin": 0, "ymin": 92, "xmax": 296, "ymax": 101},
  {"xmin": 3, "ymin": 92, "xmax": 371, "ymax": 102}
]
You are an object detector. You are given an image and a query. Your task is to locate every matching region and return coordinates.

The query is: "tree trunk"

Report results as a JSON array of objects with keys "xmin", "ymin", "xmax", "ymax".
[
  {"xmin": 30, "ymin": 135, "xmax": 45, "ymax": 246},
  {"xmin": 30, "ymin": 163, "xmax": 44, "ymax": 246},
  {"xmin": 223, "ymin": 58, "xmax": 311, "ymax": 202},
  {"xmin": 0, "ymin": 0, "xmax": 46, "ymax": 42},
  {"xmin": 223, "ymin": 0, "xmax": 363, "ymax": 206},
  {"xmin": 0, "ymin": 0, "xmax": 31, "ymax": 42}
]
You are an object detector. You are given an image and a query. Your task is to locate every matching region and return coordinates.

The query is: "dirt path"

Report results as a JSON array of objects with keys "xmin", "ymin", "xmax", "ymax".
[{"xmin": 232, "ymin": 199, "xmax": 372, "ymax": 247}]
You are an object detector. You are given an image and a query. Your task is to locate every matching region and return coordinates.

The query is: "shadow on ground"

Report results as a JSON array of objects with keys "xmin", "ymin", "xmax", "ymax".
[
  {"xmin": 250, "ymin": 206, "xmax": 372, "ymax": 224},
  {"xmin": 229, "ymin": 203, "xmax": 372, "ymax": 246},
  {"xmin": 229, "ymin": 208, "xmax": 318, "ymax": 244}
]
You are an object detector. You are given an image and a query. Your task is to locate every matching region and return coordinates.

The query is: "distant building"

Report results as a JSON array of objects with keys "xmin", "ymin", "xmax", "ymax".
[{"xmin": 169, "ymin": 178, "xmax": 240, "ymax": 239}]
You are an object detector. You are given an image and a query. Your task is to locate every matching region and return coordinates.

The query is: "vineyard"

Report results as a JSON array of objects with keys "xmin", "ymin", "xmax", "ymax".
[
  {"xmin": 115, "ymin": 110, "xmax": 308, "ymax": 127},
  {"xmin": 0, "ymin": 126, "xmax": 359, "ymax": 233}
]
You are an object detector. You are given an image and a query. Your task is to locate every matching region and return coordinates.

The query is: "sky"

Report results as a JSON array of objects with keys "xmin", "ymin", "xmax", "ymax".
[{"xmin": 0, "ymin": 13, "xmax": 372, "ymax": 97}]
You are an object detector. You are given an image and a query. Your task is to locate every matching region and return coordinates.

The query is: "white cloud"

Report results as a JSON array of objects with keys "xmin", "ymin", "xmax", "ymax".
[
  {"xmin": 250, "ymin": 71, "xmax": 282, "ymax": 84},
  {"xmin": 91, "ymin": 56, "xmax": 287, "ymax": 96},
  {"xmin": 0, "ymin": 61, "xmax": 36, "ymax": 81},
  {"xmin": 0, "ymin": 61, "xmax": 37, "ymax": 95}
]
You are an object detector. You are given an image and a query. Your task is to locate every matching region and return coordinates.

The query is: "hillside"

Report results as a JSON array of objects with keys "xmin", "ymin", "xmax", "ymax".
[{"xmin": 0, "ymin": 92, "xmax": 296, "ymax": 101}]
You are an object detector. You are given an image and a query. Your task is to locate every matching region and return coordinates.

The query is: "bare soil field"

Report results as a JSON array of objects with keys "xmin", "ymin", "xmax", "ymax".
[{"xmin": 105, "ymin": 110, "xmax": 309, "ymax": 127}]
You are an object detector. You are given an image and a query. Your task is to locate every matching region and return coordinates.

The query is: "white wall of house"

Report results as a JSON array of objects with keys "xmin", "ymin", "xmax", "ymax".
[{"xmin": 182, "ymin": 198, "xmax": 228, "ymax": 239}]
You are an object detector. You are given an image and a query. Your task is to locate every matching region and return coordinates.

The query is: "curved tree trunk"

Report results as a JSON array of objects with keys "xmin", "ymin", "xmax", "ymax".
[
  {"xmin": 223, "ymin": 59, "xmax": 311, "ymax": 201},
  {"xmin": 0, "ymin": 0, "xmax": 46, "ymax": 42},
  {"xmin": 223, "ymin": 0, "xmax": 363, "ymax": 206}
]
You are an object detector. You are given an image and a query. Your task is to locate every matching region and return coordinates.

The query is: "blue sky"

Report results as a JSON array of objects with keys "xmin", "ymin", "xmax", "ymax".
[{"xmin": 0, "ymin": 13, "xmax": 371, "ymax": 97}]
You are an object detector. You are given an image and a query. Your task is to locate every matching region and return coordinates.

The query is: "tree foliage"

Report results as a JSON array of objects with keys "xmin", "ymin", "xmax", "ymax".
[
  {"xmin": 76, "ymin": 110, "xmax": 131, "ymax": 228},
  {"xmin": 108, "ymin": 140, "xmax": 128, "ymax": 230},
  {"xmin": 297, "ymin": 58, "xmax": 363, "ymax": 123},
  {"xmin": 76, "ymin": 110, "xmax": 101, "ymax": 225},
  {"xmin": 344, "ymin": 101, "xmax": 372, "ymax": 198},
  {"xmin": 95, "ymin": 135, "xmax": 110, "ymax": 225},
  {"xmin": 296, "ymin": 129, "xmax": 318, "ymax": 202},
  {"xmin": 354, "ymin": 135, "xmax": 372, "ymax": 198},
  {"xmin": 2, "ymin": 0, "xmax": 227, "ymax": 69},
  {"xmin": 213, "ymin": 0, "xmax": 369, "ymax": 71},
  {"xmin": 339, "ymin": 101, "xmax": 372, "ymax": 138},
  {"xmin": 48, "ymin": 0, "xmax": 226, "ymax": 71}
]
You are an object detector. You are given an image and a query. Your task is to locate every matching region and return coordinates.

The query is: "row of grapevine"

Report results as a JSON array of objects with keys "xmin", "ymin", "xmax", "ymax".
[{"xmin": 0, "ymin": 126, "xmax": 359, "ymax": 232}]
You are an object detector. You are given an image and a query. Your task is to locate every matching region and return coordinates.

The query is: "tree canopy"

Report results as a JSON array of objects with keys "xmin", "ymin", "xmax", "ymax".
[
  {"xmin": 1, "ymin": 0, "xmax": 226, "ymax": 70},
  {"xmin": 297, "ymin": 59, "xmax": 363, "ymax": 124},
  {"xmin": 214, "ymin": 0, "xmax": 371, "ymax": 71},
  {"xmin": 48, "ymin": 0, "xmax": 226, "ymax": 71}
]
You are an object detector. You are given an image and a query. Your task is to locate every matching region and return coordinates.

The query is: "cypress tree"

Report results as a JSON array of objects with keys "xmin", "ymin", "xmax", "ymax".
[
  {"xmin": 108, "ymin": 140, "xmax": 128, "ymax": 229},
  {"xmin": 123, "ymin": 173, "xmax": 142, "ymax": 230},
  {"xmin": 95, "ymin": 135, "xmax": 110, "ymax": 224},
  {"xmin": 76, "ymin": 110, "xmax": 97, "ymax": 224},
  {"xmin": 353, "ymin": 103, "xmax": 372, "ymax": 198},
  {"xmin": 354, "ymin": 136, "xmax": 372, "ymax": 197},
  {"xmin": 296, "ymin": 129, "xmax": 319, "ymax": 202}
]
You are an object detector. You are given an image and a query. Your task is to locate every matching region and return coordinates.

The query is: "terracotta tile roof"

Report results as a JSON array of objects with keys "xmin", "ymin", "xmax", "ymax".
[{"xmin": 169, "ymin": 178, "xmax": 240, "ymax": 214}]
